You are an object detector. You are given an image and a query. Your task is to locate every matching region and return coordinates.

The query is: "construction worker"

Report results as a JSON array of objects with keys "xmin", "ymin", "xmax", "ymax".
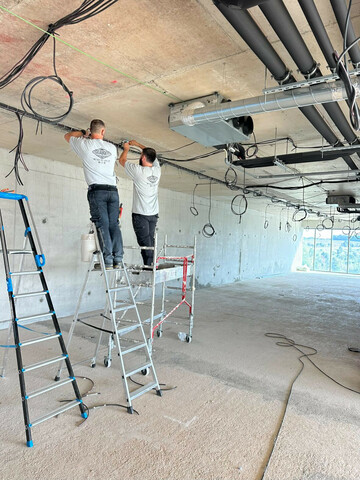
[
  {"xmin": 119, "ymin": 140, "xmax": 161, "ymax": 266},
  {"xmin": 64, "ymin": 119, "xmax": 123, "ymax": 269}
]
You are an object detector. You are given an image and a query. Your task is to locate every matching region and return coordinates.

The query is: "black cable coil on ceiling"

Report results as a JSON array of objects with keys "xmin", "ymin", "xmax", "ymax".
[{"xmin": 0, "ymin": 0, "xmax": 119, "ymax": 90}]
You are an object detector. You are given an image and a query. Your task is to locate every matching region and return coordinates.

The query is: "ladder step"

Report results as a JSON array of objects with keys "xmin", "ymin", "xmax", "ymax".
[
  {"xmin": 108, "ymin": 286, "xmax": 130, "ymax": 293},
  {"xmin": 125, "ymin": 362, "xmax": 152, "ymax": 378},
  {"xmin": 10, "ymin": 270, "xmax": 41, "ymax": 276},
  {"xmin": 30, "ymin": 399, "xmax": 81, "ymax": 427},
  {"xmin": 122, "ymin": 342, "xmax": 147, "ymax": 355},
  {"xmin": 26, "ymin": 378, "xmax": 74, "ymax": 400},
  {"xmin": 113, "ymin": 304, "xmax": 135, "ymax": 313},
  {"xmin": 13, "ymin": 290, "xmax": 48, "ymax": 299},
  {"xmin": 7, "ymin": 249, "xmax": 33, "ymax": 255},
  {"xmin": 23, "ymin": 355, "xmax": 67, "ymax": 372},
  {"xmin": 117, "ymin": 323, "xmax": 141, "ymax": 336},
  {"xmin": 19, "ymin": 333, "xmax": 61, "ymax": 347},
  {"xmin": 129, "ymin": 382, "xmax": 157, "ymax": 401},
  {"xmin": 17, "ymin": 311, "xmax": 54, "ymax": 322}
]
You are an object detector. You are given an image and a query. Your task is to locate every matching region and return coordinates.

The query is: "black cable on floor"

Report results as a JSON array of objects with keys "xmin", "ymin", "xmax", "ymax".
[
  {"xmin": 261, "ymin": 333, "xmax": 360, "ymax": 480},
  {"xmin": 128, "ymin": 375, "xmax": 177, "ymax": 392}
]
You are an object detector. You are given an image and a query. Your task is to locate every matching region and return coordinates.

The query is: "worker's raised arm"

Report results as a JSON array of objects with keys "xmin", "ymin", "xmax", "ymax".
[
  {"xmin": 129, "ymin": 139, "xmax": 146, "ymax": 150},
  {"xmin": 118, "ymin": 142, "xmax": 130, "ymax": 167},
  {"xmin": 64, "ymin": 130, "xmax": 87, "ymax": 143}
]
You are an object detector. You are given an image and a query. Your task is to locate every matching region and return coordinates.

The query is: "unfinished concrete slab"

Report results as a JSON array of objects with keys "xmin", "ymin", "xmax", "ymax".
[{"xmin": 1, "ymin": 272, "xmax": 359, "ymax": 479}]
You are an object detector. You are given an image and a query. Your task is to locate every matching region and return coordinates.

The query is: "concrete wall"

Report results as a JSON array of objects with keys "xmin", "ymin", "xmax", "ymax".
[{"xmin": 0, "ymin": 148, "xmax": 301, "ymax": 322}]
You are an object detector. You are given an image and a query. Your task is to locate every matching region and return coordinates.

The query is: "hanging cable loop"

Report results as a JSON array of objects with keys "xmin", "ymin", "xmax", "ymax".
[
  {"xmin": 230, "ymin": 194, "xmax": 248, "ymax": 217},
  {"xmin": 292, "ymin": 208, "xmax": 307, "ymax": 222},
  {"xmin": 322, "ymin": 216, "xmax": 334, "ymax": 229}
]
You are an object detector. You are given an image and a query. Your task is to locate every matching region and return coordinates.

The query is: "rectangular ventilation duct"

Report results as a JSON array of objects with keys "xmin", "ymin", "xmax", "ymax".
[{"xmin": 169, "ymin": 93, "xmax": 252, "ymax": 147}]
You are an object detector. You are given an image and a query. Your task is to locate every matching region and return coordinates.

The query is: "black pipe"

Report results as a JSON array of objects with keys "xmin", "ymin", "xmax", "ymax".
[
  {"xmin": 330, "ymin": 0, "xmax": 360, "ymax": 67},
  {"xmin": 213, "ymin": 2, "xmax": 341, "ymax": 146},
  {"xmin": 298, "ymin": 0, "xmax": 337, "ymax": 70},
  {"xmin": 259, "ymin": 0, "xmax": 358, "ymax": 169}
]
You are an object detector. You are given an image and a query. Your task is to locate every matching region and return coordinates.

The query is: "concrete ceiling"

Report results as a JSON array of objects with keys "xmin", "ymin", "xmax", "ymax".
[{"xmin": 0, "ymin": 0, "xmax": 359, "ymax": 215}]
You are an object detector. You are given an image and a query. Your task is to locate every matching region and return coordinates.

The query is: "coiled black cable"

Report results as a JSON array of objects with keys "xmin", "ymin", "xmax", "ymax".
[
  {"xmin": 202, "ymin": 181, "xmax": 216, "ymax": 238},
  {"xmin": 0, "ymin": 0, "xmax": 118, "ymax": 89},
  {"xmin": 20, "ymin": 37, "xmax": 74, "ymax": 123}
]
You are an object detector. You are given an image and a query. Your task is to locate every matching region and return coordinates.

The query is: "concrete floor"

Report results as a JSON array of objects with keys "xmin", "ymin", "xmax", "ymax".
[{"xmin": 1, "ymin": 272, "xmax": 360, "ymax": 480}]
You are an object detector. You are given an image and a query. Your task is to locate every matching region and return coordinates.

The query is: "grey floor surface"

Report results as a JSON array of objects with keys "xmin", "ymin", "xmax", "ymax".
[{"xmin": 0, "ymin": 271, "xmax": 359, "ymax": 480}]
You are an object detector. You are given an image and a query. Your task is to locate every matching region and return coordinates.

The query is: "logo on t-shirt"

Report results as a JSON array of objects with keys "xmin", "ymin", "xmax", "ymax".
[
  {"xmin": 147, "ymin": 175, "xmax": 158, "ymax": 184},
  {"xmin": 93, "ymin": 148, "xmax": 111, "ymax": 160}
]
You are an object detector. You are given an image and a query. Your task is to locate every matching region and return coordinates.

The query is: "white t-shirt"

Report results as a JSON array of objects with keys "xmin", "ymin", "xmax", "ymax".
[
  {"xmin": 124, "ymin": 159, "xmax": 161, "ymax": 216},
  {"xmin": 69, "ymin": 137, "xmax": 117, "ymax": 186}
]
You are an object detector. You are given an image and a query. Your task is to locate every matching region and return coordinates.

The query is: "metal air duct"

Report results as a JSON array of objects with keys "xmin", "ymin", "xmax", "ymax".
[{"xmin": 175, "ymin": 78, "xmax": 360, "ymax": 126}]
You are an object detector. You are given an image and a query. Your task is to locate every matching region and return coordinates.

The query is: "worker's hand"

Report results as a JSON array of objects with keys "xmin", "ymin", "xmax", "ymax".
[
  {"xmin": 129, "ymin": 140, "xmax": 138, "ymax": 147},
  {"xmin": 122, "ymin": 142, "xmax": 130, "ymax": 151}
]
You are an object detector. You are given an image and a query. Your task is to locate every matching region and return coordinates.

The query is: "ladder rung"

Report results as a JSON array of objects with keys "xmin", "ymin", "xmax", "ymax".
[
  {"xmin": 26, "ymin": 378, "xmax": 74, "ymax": 399},
  {"xmin": 30, "ymin": 399, "xmax": 81, "ymax": 427},
  {"xmin": 20, "ymin": 333, "xmax": 61, "ymax": 347},
  {"xmin": 125, "ymin": 362, "xmax": 152, "ymax": 378},
  {"xmin": 10, "ymin": 270, "xmax": 41, "ymax": 276},
  {"xmin": 117, "ymin": 323, "xmax": 141, "ymax": 336},
  {"xmin": 17, "ymin": 311, "xmax": 54, "ymax": 322},
  {"xmin": 113, "ymin": 304, "xmax": 135, "ymax": 313},
  {"xmin": 10, "ymin": 270, "xmax": 42, "ymax": 277},
  {"xmin": 122, "ymin": 342, "xmax": 147, "ymax": 355},
  {"xmin": 13, "ymin": 290, "xmax": 48, "ymax": 299},
  {"xmin": 108, "ymin": 286, "xmax": 130, "ymax": 293},
  {"xmin": 7, "ymin": 249, "xmax": 33, "ymax": 255},
  {"xmin": 129, "ymin": 382, "xmax": 157, "ymax": 401},
  {"xmin": 23, "ymin": 355, "xmax": 67, "ymax": 372}
]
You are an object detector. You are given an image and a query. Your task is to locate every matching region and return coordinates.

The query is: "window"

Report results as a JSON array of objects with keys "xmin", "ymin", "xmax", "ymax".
[{"xmin": 301, "ymin": 228, "xmax": 360, "ymax": 274}]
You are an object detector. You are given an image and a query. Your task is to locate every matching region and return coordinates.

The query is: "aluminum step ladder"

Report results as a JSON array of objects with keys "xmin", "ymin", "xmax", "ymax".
[
  {"xmin": 0, "ymin": 192, "xmax": 87, "ymax": 447},
  {"xmin": 55, "ymin": 224, "xmax": 162, "ymax": 413}
]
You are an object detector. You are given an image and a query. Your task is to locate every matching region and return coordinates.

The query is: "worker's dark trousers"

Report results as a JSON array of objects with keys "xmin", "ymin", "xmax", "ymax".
[
  {"xmin": 132, "ymin": 213, "xmax": 158, "ymax": 266},
  {"xmin": 87, "ymin": 187, "xmax": 124, "ymax": 266}
]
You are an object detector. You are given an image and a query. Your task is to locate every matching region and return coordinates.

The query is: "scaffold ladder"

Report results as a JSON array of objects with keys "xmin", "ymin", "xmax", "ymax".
[
  {"xmin": 0, "ymin": 192, "xmax": 87, "ymax": 447},
  {"xmin": 55, "ymin": 224, "xmax": 162, "ymax": 413}
]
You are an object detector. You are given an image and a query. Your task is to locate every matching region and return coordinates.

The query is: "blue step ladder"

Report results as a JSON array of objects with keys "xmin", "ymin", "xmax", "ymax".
[{"xmin": 0, "ymin": 192, "xmax": 87, "ymax": 447}]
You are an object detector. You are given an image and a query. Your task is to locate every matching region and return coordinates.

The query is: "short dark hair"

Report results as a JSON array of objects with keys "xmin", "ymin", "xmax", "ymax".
[
  {"xmin": 142, "ymin": 147, "xmax": 156, "ymax": 164},
  {"xmin": 90, "ymin": 119, "xmax": 105, "ymax": 133}
]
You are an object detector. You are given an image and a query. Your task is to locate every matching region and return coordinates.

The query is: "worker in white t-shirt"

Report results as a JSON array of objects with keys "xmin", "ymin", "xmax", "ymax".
[
  {"xmin": 119, "ymin": 140, "xmax": 161, "ymax": 266},
  {"xmin": 64, "ymin": 119, "xmax": 123, "ymax": 269}
]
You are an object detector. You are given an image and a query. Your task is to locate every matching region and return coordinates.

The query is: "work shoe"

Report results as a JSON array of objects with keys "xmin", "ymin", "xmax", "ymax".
[
  {"xmin": 93, "ymin": 263, "xmax": 113, "ymax": 270},
  {"xmin": 113, "ymin": 263, "xmax": 122, "ymax": 269}
]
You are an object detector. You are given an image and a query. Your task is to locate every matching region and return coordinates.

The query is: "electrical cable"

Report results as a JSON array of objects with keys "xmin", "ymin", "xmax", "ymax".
[
  {"xmin": 224, "ymin": 167, "xmax": 239, "ymax": 190},
  {"xmin": 190, "ymin": 184, "xmax": 199, "ymax": 216},
  {"xmin": 5, "ymin": 112, "xmax": 29, "ymax": 186},
  {"xmin": 230, "ymin": 194, "xmax": 248, "ymax": 217},
  {"xmin": 128, "ymin": 376, "xmax": 177, "ymax": 392},
  {"xmin": 20, "ymin": 37, "xmax": 74, "ymax": 123},
  {"xmin": 158, "ymin": 141, "xmax": 196, "ymax": 153},
  {"xmin": 0, "ymin": 1, "xmax": 119, "ymax": 90},
  {"xmin": 261, "ymin": 333, "xmax": 360, "ymax": 480},
  {"xmin": 158, "ymin": 150, "xmax": 221, "ymax": 162},
  {"xmin": 202, "ymin": 180, "xmax": 216, "ymax": 238},
  {"xmin": 0, "ymin": 4, "xmax": 181, "ymax": 101}
]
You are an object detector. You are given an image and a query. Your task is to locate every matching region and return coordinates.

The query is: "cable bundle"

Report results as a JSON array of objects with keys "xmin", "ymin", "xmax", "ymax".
[
  {"xmin": 0, "ymin": 0, "xmax": 118, "ymax": 90},
  {"xmin": 6, "ymin": 112, "xmax": 29, "ymax": 186}
]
